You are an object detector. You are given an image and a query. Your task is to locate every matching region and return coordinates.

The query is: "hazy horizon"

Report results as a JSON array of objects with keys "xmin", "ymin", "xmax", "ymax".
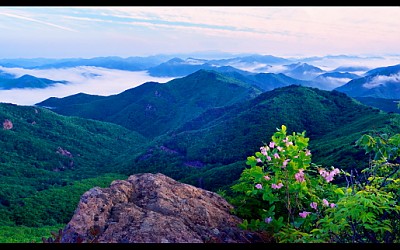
[
  {"xmin": 0, "ymin": 6, "xmax": 399, "ymax": 58},
  {"xmin": 0, "ymin": 53, "xmax": 399, "ymax": 106},
  {"xmin": 0, "ymin": 6, "xmax": 399, "ymax": 106}
]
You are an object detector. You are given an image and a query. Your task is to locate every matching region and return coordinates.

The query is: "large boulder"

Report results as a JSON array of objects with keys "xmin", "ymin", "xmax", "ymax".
[{"xmin": 61, "ymin": 173, "xmax": 271, "ymax": 243}]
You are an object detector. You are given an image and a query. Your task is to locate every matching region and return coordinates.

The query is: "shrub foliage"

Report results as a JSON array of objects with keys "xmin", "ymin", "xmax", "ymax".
[{"xmin": 229, "ymin": 125, "xmax": 400, "ymax": 243}]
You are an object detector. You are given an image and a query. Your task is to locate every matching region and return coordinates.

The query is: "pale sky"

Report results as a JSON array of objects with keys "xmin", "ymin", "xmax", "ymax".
[{"xmin": 0, "ymin": 6, "xmax": 399, "ymax": 59}]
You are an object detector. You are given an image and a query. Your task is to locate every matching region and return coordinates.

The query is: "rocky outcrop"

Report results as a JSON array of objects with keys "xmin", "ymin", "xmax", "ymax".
[{"xmin": 61, "ymin": 173, "xmax": 272, "ymax": 243}]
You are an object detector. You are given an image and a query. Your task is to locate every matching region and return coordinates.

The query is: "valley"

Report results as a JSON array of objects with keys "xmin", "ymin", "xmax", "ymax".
[{"xmin": 0, "ymin": 53, "xmax": 399, "ymax": 242}]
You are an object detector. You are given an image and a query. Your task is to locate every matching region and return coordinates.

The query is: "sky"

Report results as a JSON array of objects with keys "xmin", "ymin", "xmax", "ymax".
[
  {"xmin": 0, "ymin": 6, "xmax": 399, "ymax": 106},
  {"xmin": 0, "ymin": 6, "xmax": 399, "ymax": 59}
]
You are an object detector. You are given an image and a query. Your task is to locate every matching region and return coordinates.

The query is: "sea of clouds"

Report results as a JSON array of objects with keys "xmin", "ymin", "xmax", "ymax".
[
  {"xmin": 363, "ymin": 73, "xmax": 400, "ymax": 89},
  {"xmin": 0, "ymin": 55, "xmax": 399, "ymax": 106},
  {"xmin": 0, "ymin": 66, "xmax": 175, "ymax": 106}
]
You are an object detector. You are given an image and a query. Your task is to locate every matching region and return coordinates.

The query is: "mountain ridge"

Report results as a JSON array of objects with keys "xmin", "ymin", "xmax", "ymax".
[
  {"xmin": 0, "ymin": 74, "xmax": 67, "ymax": 90},
  {"xmin": 37, "ymin": 70, "xmax": 262, "ymax": 138},
  {"xmin": 335, "ymin": 63, "xmax": 400, "ymax": 99}
]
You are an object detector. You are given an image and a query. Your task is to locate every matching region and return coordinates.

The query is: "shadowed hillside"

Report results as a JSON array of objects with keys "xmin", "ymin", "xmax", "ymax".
[
  {"xmin": 108, "ymin": 85, "xmax": 400, "ymax": 191},
  {"xmin": 0, "ymin": 103, "xmax": 146, "ymax": 228}
]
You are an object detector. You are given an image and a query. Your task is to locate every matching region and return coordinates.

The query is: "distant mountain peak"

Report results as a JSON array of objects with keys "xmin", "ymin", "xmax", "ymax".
[
  {"xmin": 185, "ymin": 57, "xmax": 208, "ymax": 65},
  {"xmin": 286, "ymin": 62, "xmax": 322, "ymax": 70},
  {"xmin": 334, "ymin": 63, "xmax": 400, "ymax": 99},
  {"xmin": 166, "ymin": 57, "xmax": 185, "ymax": 64}
]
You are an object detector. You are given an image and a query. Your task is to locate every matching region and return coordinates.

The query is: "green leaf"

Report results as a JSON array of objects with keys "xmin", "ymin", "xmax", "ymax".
[
  {"xmin": 281, "ymin": 125, "xmax": 287, "ymax": 133},
  {"xmin": 334, "ymin": 188, "xmax": 345, "ymax": 195},
  {"xmin": 246, "ymin": 156, "xmax": 257, "ymax": 167}
]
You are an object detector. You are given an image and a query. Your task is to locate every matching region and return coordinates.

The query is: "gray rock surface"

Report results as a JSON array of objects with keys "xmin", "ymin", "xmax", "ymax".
[{"xmin": 61, "ymin": 173, "xmax": 271, "ymax": 243}]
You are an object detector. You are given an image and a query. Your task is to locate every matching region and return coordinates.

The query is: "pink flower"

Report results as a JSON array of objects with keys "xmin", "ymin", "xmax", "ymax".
[
  {"xmin": 295, "ymin": 169, "xmax": 305, "ymax": 182},
  {"xmin": 332, "ymin": 168, "xmax": 340, "ymax": 175},
  {"xmin": 256, "ymin": 158, "xmax": 262, "ymax": 163},
  {"xmin": 265, "ymin": 217, "xmax": 272, "ymax": 224},
  {"xmin": 56, "ymin": 147, "xmax": 73, "ymax": 158},
  {"xmin": 318, "ymin": 168, "xmax": 338, "ymax": 182},
  {"xmin": 269, "ymin": 141, "xmax": 275, "ymax": 148},
  {"xmin": 277, "ymin": 146, "xmax": 283, "ymax": 152},
  {"xmin": 310, "ymin": 202, "xmax": 318, "ymax": 210},
  {"xmin": 282, "ymin": 159, "xmax": 290, "ymax": 168},
  {"xmin": 255, "ymin": 184, "xmax": 262, "ymax": 189},
  {"xmin": 319, "ymin": 168, "xmax": 340, "ymax": 183},
  {"xmin": 299, "ymin": 211, "xmax": 311, "ymax": 218},
  {"xmin": 305, "ymin": 149, "xmax": 311, "ymax": 156},
  {"xmin": 282, "ymin": 137, "xmax": 288, "ymax": 143},
  {"xmin": 271, "ymin": 183, "xmax": 283, "ymax": 189},
  {"xmin": 325, "ymin": 175, "xmax": 334, "ymax": 183},
  {"xmin": 273, "ymin": 153, "xmax": 280, "ymax": 159},
  {"xmin": 286, "ymin": 141, "xmax": 293, "ymax": 147},
  {"xmin": 260, "ymin": 147, "xmax": 268, "ymax": 156},
  {"xmin": 264, "ymin": 175, "xmax": 271, "ymax": 181},
  {"xmin": 322, "ymin": 198, "xmax": 336, "ymax": 208},
  {"xmin": 3, "ymin": 119, "xmax": 13, "ymax": 130},
  {"xmin": 266, "ymin": 156, "xmax": 272, "ymax": 161},
  {"xmin": 319, "ymin": 169, "xmax": 327, "ymax": 176}
]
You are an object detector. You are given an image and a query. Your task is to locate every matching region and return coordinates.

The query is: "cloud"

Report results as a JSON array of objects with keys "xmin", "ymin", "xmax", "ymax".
[
  {"xmin": 1, "ymin": 7, "xmax": 400, "ymax": 58},
  {"xmin": 320, "ymin": 77, "xmax": 353, "ymax": 89},
  {"xmin": 98, "ymin": 7, "xmax": 400, "ymax": 42},
  {"xmin": 295, "ymin": 56, "xmax": 400, "ymax": 73},
  {"xmin": 0, "ymin": 11, "xmax": 78, "ymax": 32},
  {"xmin": 265, "ymin": 65, "xmax": 289, "ymax": 73},
  {"xmin": 363, "ymin": 73, "xmax": 400, "ymax": 89},
  {"xmin": 0, "ymin": 67, "xmax": 175, "ymax": 106},
  {"xmin": 60, "ymin": 9, "xmax": 289, "ymax": 41}
]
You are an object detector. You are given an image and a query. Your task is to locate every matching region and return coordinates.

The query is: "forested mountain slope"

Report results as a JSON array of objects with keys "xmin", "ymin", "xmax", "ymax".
[
  {"xmin": 108, "ymin": 85, "xmax": 400, "ymax": 191},
  {"xmin": 0, "ymin": 103, "xmax": 146, "ymax": 227},
  {"xmin": 37, "ymin": 70, "xmax": 262, "ymax": 138}
]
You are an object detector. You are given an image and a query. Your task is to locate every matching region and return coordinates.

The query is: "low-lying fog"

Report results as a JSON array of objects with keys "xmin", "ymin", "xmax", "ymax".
[
  {"xmin": 0, "ymin": 54, "xmax": 399, "ymax": 106},
  {"xmin": 0, "ymin": 66, "xmax": 175, "ymax": 106}
]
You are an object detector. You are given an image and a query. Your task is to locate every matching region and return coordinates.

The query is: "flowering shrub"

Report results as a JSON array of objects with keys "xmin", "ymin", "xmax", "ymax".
[
  {"xmin": 230, "ymin": 125, "xmax": 400, "ymax": 243},
  {"xmin": 56, "ymin": 147, "xmax": 73, "ymax": 158},
  {"xmin": 3, "ymin": 119, "xmax": 13, "ymax": 130}
]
